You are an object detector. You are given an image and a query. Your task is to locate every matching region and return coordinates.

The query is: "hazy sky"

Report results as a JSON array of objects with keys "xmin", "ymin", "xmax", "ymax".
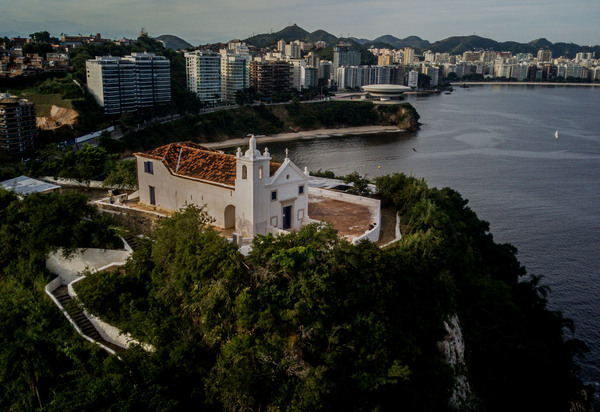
[{"xmin": 2, "ymin": 0, "xmax": 599, "ymax": 46}]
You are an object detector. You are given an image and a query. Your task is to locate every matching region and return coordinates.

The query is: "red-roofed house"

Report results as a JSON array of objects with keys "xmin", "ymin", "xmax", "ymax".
[{"xmin": 135, "ymin": 138, "xmax": 310, "ymax": 238}]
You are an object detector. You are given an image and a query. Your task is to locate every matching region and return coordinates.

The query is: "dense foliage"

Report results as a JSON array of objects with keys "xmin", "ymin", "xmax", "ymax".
[
  {"xmin": 106, "ymin": 101, "xmax": 417, "ymax": 154},
  {"xmin": 0, "ymin": 189, "xmax": 122, "ymax": 410},
  {"xmin": 27, "ymin": 143, "xmax": 117, "ymax": 184},
  {"xmin": 0, "ymin": 174, "xmax": 588, "ymax": 411},
  {"xmin": 374, "ymin": 173, "xmax": 589, "ymax": 411}
]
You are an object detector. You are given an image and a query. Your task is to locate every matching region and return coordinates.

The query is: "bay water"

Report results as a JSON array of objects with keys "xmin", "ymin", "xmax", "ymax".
[{"xmin": 267, "ymin": 85, "xmax": 600, "ymax": 405}]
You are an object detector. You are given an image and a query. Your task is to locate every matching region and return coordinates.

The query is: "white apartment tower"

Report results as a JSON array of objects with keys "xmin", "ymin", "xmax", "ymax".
[
  {"xmin": 220, "ymin": 52, "xmax": 251, "ymax": 103},
  {"xmin": 407, "ymin": 70, "xmax": 419, "ymax": 88},
  {"xmin": 86, "ymin": 53, "xmax": 170, "ymax": 115},
  {"xmin": 185, "ymin": 50, "xmax": 221, "ymax": 105}
]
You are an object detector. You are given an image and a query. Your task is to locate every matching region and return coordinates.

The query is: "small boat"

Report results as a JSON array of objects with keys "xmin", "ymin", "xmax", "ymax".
[{"xmin": 554, "ymin": 130, "xmax": 559, "ymax": 139}]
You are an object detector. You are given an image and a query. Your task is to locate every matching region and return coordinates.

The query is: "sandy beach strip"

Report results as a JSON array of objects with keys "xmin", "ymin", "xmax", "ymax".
[{"xmin": 203, "ymin": 125, "xmax": 404, "ymax": 149}]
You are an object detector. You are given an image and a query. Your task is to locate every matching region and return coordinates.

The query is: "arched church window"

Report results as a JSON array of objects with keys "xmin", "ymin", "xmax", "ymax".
[
  {"xmin": 242, "ymin": 165, "xmax": 247, "ymax": 179},
  {"xmin": 259, "ymin": 165, "xmax": 263, "ymax": 179}
]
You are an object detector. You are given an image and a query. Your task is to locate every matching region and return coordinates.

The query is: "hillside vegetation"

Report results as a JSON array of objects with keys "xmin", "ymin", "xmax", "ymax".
[
  {"xmin": 112, "ymin": 101, "xmax": 419, "ymax": 154},
  {"xmin": 61, "ymin": 174, "xmax": 589, "ymax": 411},
  {"xmin": 0, "ymin": 172, "xmax": 590, "ymax": 411}
]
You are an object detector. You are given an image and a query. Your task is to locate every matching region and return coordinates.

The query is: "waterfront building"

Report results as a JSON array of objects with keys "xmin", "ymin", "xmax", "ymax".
[
  {"xmin": 510, "ymin": 63, "xmax": 529, "ymax": 81},
  {"xmin": 337, "ymin": 65, "xmax": 405, "ymax": 90},
  {"xmin": 407, "ymin": 70, "xmax": 418, "ymax": 88},
  {"xmin": 424, "ymin": 66, "xmax": 440, "ymax": 86},
  {"xmin": 389, "ymin": 65, "xmax": 407, "ymax": 85},
  {"xmin": 185, "ymin": 50, "xmax": 221, "ymax": 105},
  {"xmin": 86, "ymin": 53, "xmax": 171, "ymax": 115},
  {"xmin": 564, "ymin": 64, "xmax": 584, "ymax": 79},
  {"xmin": 494, "ymin": 60, "xmax": 512, "ymax": 78},
  {"xmin": 537, "ymin": 49, "xmax": 553, "ymax": 63},
  {"xmin": 0, "ymin": 94, "xmax": 37, "ymax": 154}
]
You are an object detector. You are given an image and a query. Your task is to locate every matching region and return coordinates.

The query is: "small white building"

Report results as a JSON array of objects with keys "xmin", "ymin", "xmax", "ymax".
[{"xmin": 135, "ymin": 138, "xmax": 310, "ymax": 238}]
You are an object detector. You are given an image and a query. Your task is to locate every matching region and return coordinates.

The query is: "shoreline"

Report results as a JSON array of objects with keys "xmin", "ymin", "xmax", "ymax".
[
  {"xmin": 451, "ymin": 81, "xmax": 600, "ymax": 87},
  {"xmin": 203, "ymin": 125, "xmax": 405, "ymax": 149}
]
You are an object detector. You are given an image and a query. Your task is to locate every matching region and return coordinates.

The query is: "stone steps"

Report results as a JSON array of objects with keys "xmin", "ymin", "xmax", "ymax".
[{"xmin": 51, "ymin": 284, "xmax": 125, "ymax": 354}]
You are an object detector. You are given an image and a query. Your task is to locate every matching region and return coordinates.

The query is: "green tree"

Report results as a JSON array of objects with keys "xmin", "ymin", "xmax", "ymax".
[
  {"xmin": 344, "ymin": 171, "xmax": 372, "ymax": 196},
  {"xmin": 103, "ymin": 159, "xmax": 138, "ymax": 190},
  {"xmin": 29, "ymin": 31, "xmax": 51, "ymax": 43}
]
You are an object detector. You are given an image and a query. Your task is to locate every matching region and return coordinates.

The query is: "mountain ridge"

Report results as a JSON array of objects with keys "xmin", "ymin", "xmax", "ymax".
[{"xmin": 240, "ymin": 25, "xmax": 599, "ymax": 58}]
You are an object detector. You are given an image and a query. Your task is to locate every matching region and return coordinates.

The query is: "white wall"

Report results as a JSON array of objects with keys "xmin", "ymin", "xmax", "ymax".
[
  {"xmin": 136, "ymin": 156, "xmax": 235, "ymax": 228},
  {"xmin": 46, "ymin": 248, "xmax": 131, "ymax": 284},
  {"xmin": 266, "ymin": 160, "xmax": 309, "ymax": 233}
]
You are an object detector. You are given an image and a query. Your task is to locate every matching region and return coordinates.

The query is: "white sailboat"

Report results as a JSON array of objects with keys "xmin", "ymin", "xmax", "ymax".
[{"xmin": 554, "ymin": 130, "xmax": 559, "ymax": 139}]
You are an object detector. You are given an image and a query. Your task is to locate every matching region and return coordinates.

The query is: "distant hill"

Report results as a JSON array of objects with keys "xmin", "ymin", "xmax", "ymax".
[
  {"xmin": 529, "ymin": 38, "xmax": 553, "ymax": 49},
  {"xmin": 156, "ymin": 35, "xmax": 193, "ymax": 50},
  {"xmin": 371, "ymin": 35, "xmax": 431, "ymax": 50},
  {"xmin": 242, "ymin": 25, "xmax": 599, "ymax": 59},
  {"xmin": 245, "ymin": 24, "xmax": 341, "ymax": 48},
  {"xmin": 425, "ymin": 35, "xmax": 600, "ymax": 58},
  {"xmin": 306, "ymin": 29, "xmax": 338, "ymax": 45},
  {"xmin": 245, "ymin": 24, "xmax": 310, "ymax": 48}
]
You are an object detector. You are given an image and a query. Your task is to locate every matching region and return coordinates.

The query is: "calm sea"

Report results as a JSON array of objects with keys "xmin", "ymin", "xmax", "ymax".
[{"xmin": 267, "ymin": 85, "xmax": 600, "ymax": 406}]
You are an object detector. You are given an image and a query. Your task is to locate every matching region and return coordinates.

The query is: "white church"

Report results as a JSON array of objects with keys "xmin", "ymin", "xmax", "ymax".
[{"xmin": 135, "ymin": 137, "xmax": 310, "ymax": 238}]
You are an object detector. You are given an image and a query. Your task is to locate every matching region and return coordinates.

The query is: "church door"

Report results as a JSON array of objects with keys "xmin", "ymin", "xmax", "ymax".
[{"xmin": 282, "ymin": 205, "xmax": 292, "ymax": 230}]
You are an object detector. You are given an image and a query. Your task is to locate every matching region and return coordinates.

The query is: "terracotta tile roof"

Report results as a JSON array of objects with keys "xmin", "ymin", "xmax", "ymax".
[{"xmin": 135, "ymin": 142, "xmax": 281, "ymax": 187}]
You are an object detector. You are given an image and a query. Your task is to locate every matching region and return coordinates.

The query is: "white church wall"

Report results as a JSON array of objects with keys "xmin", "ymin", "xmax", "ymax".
[
  {"xmin": 266, "ymin": 160, "xmax": 309, "ymax": 231},
  {"xmin": 136, "ymin": 156, "xmax": 235, "ymax": 227}
]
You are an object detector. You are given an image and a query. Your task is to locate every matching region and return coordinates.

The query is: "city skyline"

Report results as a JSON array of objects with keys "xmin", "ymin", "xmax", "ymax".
[{"xmin": 2, "ymin": 0, "xmax": 599, "ymax": 47}]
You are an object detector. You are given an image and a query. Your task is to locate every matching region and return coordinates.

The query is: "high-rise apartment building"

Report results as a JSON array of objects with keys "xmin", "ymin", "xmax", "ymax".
[
  {"xmin": 0, "ymin": 94, "xmax": 37, "ymax": 154},
  {"xmin": 378, "ymin": 54, "xmax": 392, "ymax": 66},
  {"xmin": 403, "ymin": 47, "xmax": 415, "ymax": 65},
  {"xmin": 407, "ymin": 70, "xmax": 419, "ymax": 88},
  {"xmin": 333, "ymin": 47, "xmax": 361, "ymax": 73},
  {"xmin": 86, "ymin": 52, "xmax": 171, "ymax": 115},
  {"xmin": 537, "ymin": 49, "xmax": 553, "ymax": 63},
  {"xmin": 219, "ymin": 41, "xmax": 252, "ymax": 103},
  {"xmin": 285, "ymin": 43, "xmax": 301, "ymax": 59},
  {"xmin": 424, "ymin": 66, "xmax": 440, "ymax": 86},
  {"xmin": 220, "ymin": 54, "xmax": 250, "ymax": 103},
  {"xmin": 301, "ymin": 66, "xmax": 318, "ymax": 89},
  {"xmin": 185, "ymin": 50, "xmax": 221, "ymax": 105},
  {"xmin": 249, "ymin": 61, "xmax": 291, "ymax": 100},
  {"xmin": 306, "ymin": 51, "xmax": 320, "ymax": 68}
]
